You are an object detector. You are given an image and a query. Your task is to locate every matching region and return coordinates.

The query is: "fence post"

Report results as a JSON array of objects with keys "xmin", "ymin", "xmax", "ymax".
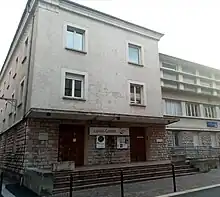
[
  {"xmin": 70, "ymin": 174, "xmax": 73, "ymax": 197},
  {"xmin": 171, "ymin": 164, "xmax": 177, "ymax": 192},
  {"xmin": 120, "ymin": 170, "xmax": 124, "ymax": 197},
  {"xmin": 0, "ymin": 171, "xmax": 3, "ymax": 195}
]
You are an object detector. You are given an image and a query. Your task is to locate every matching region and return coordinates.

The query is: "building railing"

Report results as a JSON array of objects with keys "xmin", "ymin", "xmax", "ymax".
[{"xmin": 169, "ymin": 146, "xmax": 220, "ymax": 159}]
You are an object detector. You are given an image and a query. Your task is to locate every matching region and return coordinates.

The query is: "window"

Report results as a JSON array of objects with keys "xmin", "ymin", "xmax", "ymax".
[
  {"xmin": 7, "ymin": 70, "xmax": 12, "ymax": 89},
  {"xmin": 128, "ymin": 44, "xmax": 141, "ymax": 65},
  {"xmin": 185, "ymin": 102, "xmax": 200, "ymax": 117},
  {"xmin": 173, "ymin": 132, "xmax": 179, "ymax": 146},
  {"xmin": 64, "ymin": 73, "xmax": 84, "ymax": 99},
  {"xmin": 10, "ymin": 92, "xmax": 15, "ymax": 114},
  {"xmin": 13, "ymin": 57, "xmax": 19, "ymax": 78},
  {"xmin": 211, "ymin": 133, "xmax": 218, "ymax": 147},
  {"xmin": 19, "ymin": 80, "xmax": 25, "ymax": 106},
  {"xmin": 193, "ymin": 133, "xmax": 200, "ymax": 146},
  {"xmin": 164, "ymin": 100, "xmax": 182, "ymax": 116},
  {"xmin": 203, "ymin": 105, "xmax": 216, "ymax": 118},
  {"xmin": 22, "ymin": 37, "xmax": 28, "ymax": 63},
  {"xmin": 66, "ymin": 25, "xmax": 85, "ymax": 51},
  {"xmin": 130, "ymin": 83, "xmax": 144, "ymax": 105}
]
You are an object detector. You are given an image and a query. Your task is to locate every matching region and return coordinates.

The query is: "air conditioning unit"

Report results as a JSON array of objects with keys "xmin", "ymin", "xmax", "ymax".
[{"xmin": 96, "ymin": 135, "xmax": 105, "ymax": 149}]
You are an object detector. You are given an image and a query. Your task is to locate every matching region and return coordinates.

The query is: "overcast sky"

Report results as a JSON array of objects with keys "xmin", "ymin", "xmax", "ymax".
[{"xmin": 0, "ymin": 0, "xmax": 220, "ymax": 68}]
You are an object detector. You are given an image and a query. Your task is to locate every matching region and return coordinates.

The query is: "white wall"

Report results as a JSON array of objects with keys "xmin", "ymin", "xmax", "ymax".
[{"xmin": 30, "ymin": 3, "xmax": 163, "ymax": 117}]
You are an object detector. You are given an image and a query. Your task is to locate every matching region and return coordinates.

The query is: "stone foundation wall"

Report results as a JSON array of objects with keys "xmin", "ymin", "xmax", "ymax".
[
  {"xmin": 87, "ymin": 135, "xmax": 130, "ymax": 165},
  {"xmin": 146, "ymin": 126, "xmax": 169, "ymax": 161},
  {"xmin": 0, "ymin": 121, "xmax": 26, "ymax": 174},
  {"xmin": 25, "ymin": 119, "xmax": 59, "ymax": 169}
]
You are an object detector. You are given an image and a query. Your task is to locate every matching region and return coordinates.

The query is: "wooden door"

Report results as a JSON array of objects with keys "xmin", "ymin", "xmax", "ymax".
[
  {"xmin": 59, "ymin": 125, "xmax": 85, "ymax": 166},
  {"xmin": 130, "ymin": 127, "xmax": 146, "ymax": 162}
]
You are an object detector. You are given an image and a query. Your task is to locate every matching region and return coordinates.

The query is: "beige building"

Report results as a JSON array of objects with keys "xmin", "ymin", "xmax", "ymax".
[
  {"xmin": 0, "ymin": 0, "xmax": 174, "ymax": 177},
  {"xmin": 160, "ymin": 53, "xmax": 220, "ymax": 158}
]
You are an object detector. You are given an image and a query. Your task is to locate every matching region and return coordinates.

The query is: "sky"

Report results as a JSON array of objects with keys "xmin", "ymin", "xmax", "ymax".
[{"xmin": 0, "ymin": 0, "xmax": 220, "ymax": 69}]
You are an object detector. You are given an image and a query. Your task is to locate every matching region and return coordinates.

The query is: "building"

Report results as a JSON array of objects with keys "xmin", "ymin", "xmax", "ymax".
[
  {"xmin": 160, "ymin": 53, "xmax": 220, "ymax": 158},
  {"xmin": 0, "ymin": 0, "xmax": 175, "ymax": 177}
]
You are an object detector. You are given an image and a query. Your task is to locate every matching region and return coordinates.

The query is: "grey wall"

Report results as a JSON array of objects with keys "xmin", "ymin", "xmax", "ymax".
[{"xmin": 29, "ymin": 1, "xmax": 163, "ymax": 117}]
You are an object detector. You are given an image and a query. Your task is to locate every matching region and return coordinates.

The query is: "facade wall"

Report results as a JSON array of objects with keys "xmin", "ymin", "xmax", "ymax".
[
  {"xmin": 30, "ymin": 1, "xmax": 163, "ymax": 117},
  {"xmin": 87, "ymin": 135, "xmax": 130, "ymax": 165},
  {"xmin": 146, "ymin": 126, "xmax": 169, "ymax": 161},
  {"xmin": 0, "ymin": 121, "xmax": 26, "ymax": 174}
]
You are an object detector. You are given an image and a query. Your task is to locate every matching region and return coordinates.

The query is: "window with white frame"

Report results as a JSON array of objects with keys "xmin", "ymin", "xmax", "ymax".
[
  {"xmin": 10, "ymin": 92, "xmax": 15, "ymax": 114},
  {"xmin": 203, "ymin": 105, "xmax": 217, "ymax": 118},
  {"xmin": 64, "ymin": 73, "xmax": 84, "ymax": 99},
  {"xmin": 66, "ymin": 25, "xmax": 85, "ymax": 51},
  {"xmin": 164, "ymin": 100, "xmax": 182, "ymax": 116},
  {"xmin": 128, "ymin": 43, "xmax": 141, "ymax": 65},
  {"xmin": 185, "ymin": 102, "xmax": 200, "ymax": 117},
  {"xmin": 130, "ymin": 83, "xmax": 144, "ymax": 105}
]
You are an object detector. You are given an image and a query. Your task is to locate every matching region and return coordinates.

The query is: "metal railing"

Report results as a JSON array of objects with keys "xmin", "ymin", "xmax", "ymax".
[{"xmin": 68, "ymin": 164, "xmax": 177, "ymax": 197}]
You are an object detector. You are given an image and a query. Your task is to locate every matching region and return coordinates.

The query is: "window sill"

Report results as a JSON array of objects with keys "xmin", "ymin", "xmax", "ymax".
[
  {"xmin": 130, "ymin": 103, "xmax": 146, "ymax": 107},
  {"xmin": 65, "ymin": 47, "xmax": 87, "ymax": 54},
  {"xmin": 22, "ymin": 56, "xmax": 27, "ymax": 64},
  {"xmin": 13, "ymin": 73, "xmax": 17, "ymax": 79},
  {"xmin": 63, "ymin": 96, "xmax": 86, "ymax": 101},
  {"xmin": 17, "ymin": 102, "xmax": 22, "ymax": 108},
  {"xmin": 128, "ymin": 61, "xmax": 144, "ymax": 67}
]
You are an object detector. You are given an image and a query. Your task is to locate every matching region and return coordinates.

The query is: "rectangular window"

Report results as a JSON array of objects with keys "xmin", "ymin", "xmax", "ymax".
[
  {"xmin": 128, "ymin": 44, "xmax": 141, "ymax": 65},
  {"xmin": 164, "ymin": 100, "xmax": 182, "ymax": 116},
  {"xmin": 10, "ymin": 92, "xmax": 15, "ymax": 114},
  {"xmin": 162, "ymin": 63, "xmax": 176, "ymax": 70},
  {"xmin": 13, "ymin": 57, "xmax": 19, "ymax": 78},
  {"xmin": 22, "ymin": 37, "xmax": 28, "ymax": 63},
  {"xmin": 193, "ymin": 133, "xmax": 199, "ymax": 147},
  {"xmin": 64, "ymin": 73, "xmax": 84, "ymax": 99},
  {"xmin": 7, "ymin": 70, "xmax": 12, "ymax": 89},
  {"xmin": 173, "ymin": 132, "xmax": 179, "ymax": 146},
  {"xmin": 66, "ymin": 26, "xmax": 85, "ymax": 51},
  {"xmin": 19, "ymin": 80, "xmax": 24, "ymax": 106},
  {"xmin": 211, "ymin": 133, "xmax": 218, "ymax": 147},
  {"xmin": 203, "ymin": 105, "xmax": 216, "ymax": 118},
  {"xmin": 130, "ymin": 83, "xmax": 144, "ymax": 105},
  {"xmin": 185, "ymin": 102, "xmax": 200, "ymax": 117}
]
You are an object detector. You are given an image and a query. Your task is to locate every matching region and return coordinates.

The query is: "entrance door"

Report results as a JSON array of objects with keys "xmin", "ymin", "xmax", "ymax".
[
  {"xmin": 59, "ymin": 125, "xmax": 85, "ymax": 166},
  {"xmin": 130, "ymin": 127, "xmax": 146, "ymax": 162}
]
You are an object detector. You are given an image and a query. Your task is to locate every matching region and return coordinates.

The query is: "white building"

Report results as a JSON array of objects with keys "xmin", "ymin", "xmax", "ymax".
[{"xmin": 160, "ymin": 53, "xmax": 220, "ymax": 158}]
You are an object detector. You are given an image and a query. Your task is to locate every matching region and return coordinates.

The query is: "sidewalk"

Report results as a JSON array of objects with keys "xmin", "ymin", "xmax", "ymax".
[{"xmin": 1, "ymin": 184, "xmax": 15, "ymax": 197}]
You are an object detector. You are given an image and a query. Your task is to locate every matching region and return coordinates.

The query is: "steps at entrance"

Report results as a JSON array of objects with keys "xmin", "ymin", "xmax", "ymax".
[{"xmin": 53, "ymin": 162, "xmax": 199, "ymax": 194}]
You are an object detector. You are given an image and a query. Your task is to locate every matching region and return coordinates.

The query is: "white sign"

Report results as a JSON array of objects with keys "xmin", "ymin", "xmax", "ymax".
[
  {"xmin": 117, "ymin": 136, "xmax": 129, "ymax": 149},
  {"xmin": 96, "ymin": 136, "xmax": 105, "ymax": 149},
  {"xmin": 90, "ymin": 127, "xmax": 129, "ymax": 136}
]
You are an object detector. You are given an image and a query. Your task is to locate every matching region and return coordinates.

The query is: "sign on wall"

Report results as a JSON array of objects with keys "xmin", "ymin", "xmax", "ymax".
[
  {"xmin": 207, "ymin": 121, "xmax": 218, "ymax": 128},
  {"xmin": 90, "ymin": 127, "xmax": 129, "ymax": 136},
  {"xmin": 96, "ymin": 136, "xmax": 105, "ymax": 149},
  {"xmin": 117, "ymin": 136, "xmax": 129, "ymax": 149}
]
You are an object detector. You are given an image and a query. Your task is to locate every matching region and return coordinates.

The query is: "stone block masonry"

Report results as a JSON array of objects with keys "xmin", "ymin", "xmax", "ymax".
[
  {"xmin": 146, "ymin": 126, "xmax": 169, "ymax": 161},
  {"xmin": 87, "ymin": 135, "xmax": 130, "ymax": 165}
]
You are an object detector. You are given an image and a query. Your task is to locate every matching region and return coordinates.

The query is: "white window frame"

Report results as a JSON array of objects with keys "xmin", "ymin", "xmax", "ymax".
[
  {"xmin": 128, "ymin": 80, "xmax": 146, "ymax": 106},
  {"xmin": 127, "ymin": 42, "xmax": 144, "ymax": 66},
  {"xmin": 9, "ymin": 90, "xmax": 15, "ymax": 115},
  {"xmin": 64, "ymin": 23, "xmax": 88, "ymax": 53},
  {"xmin": 211, "ymin": 133, "xmax": 219, "ymax": 147},
  {"xmin": 203, "ymin": 105, "xmax": 217, "ymax": 118},
  {"xmin": 193, "ymin": 133, "xmax": 200, "ymax": 147},
  {"xmin": 61, "ymin": 68, "xmax": 88, "ymax": 101},
  {"xmin": 185, "ymin": 102, "xmax": 200, "ymax": 117}
]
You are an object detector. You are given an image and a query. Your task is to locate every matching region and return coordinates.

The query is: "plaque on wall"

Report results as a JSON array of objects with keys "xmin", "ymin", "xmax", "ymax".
[
  {"xmin": 90, "ymin": 127, "xmax": 129, "ymax": 136},
  {"xmin": 117, "ymin": 136, "xmax": 129, "ymax": 149},
  {"xmin": 96, "ymin": 135, "xmax": 105, "ymax": 149}
]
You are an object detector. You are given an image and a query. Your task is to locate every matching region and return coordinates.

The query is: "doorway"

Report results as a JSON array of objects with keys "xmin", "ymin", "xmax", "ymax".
[
  {"xmin": 130, "ymin": 127, "xmax": 146, "ymax": 162},
  {"xmin": 58, "ymin": 124, "xmax": 85, "ymax": 166}
]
